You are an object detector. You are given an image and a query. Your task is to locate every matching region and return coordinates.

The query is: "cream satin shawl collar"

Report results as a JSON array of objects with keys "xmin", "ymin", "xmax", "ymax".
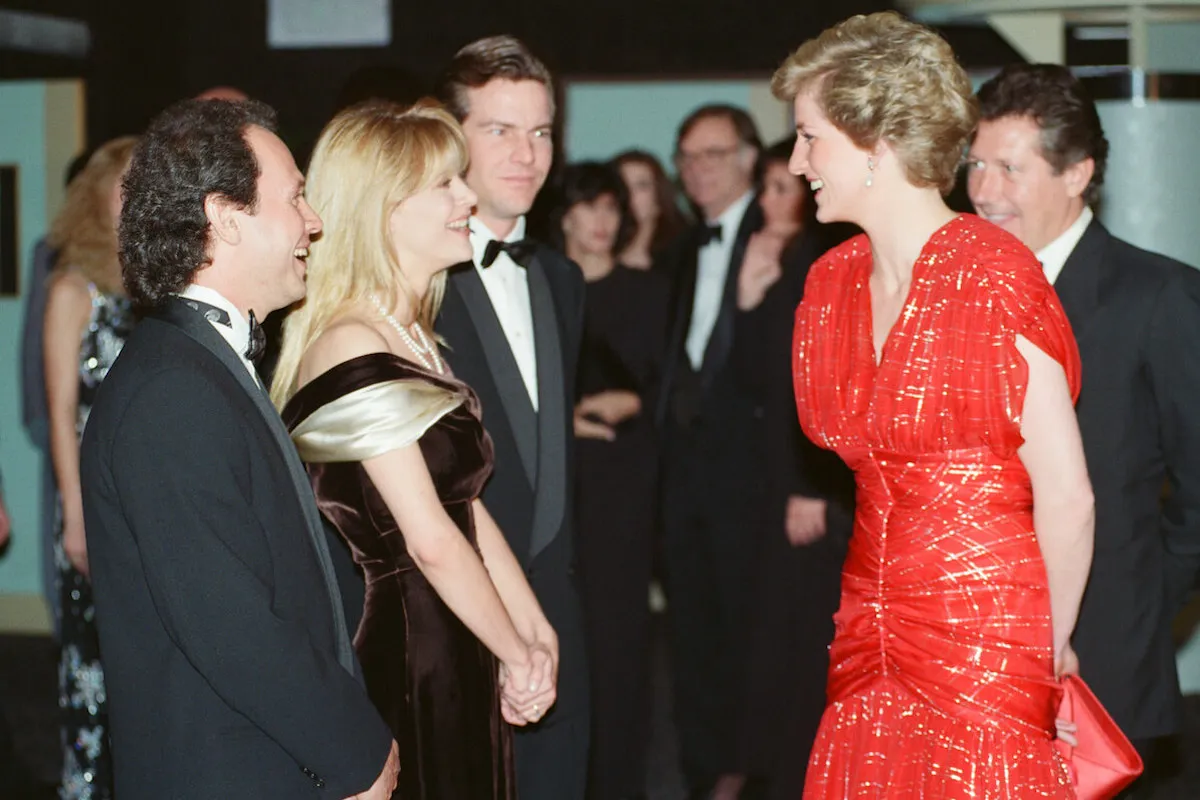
[{"xmin": 290, "ymin": 378, "xmax": 463, "ymax": 463}]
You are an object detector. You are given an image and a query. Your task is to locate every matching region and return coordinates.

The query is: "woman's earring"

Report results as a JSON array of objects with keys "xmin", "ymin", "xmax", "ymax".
[{"xmin": 866, "ymin": 157, "xmax": 875, "ymax": 188}]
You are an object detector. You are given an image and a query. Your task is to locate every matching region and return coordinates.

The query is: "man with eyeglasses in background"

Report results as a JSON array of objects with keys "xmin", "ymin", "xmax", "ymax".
[{"xmin": 656, "ymin": 104, "xmax": 764, "ymax": 800}]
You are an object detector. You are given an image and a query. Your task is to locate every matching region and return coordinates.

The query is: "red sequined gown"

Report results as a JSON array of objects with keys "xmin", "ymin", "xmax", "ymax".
[{"xmin": 793, "ymin": 215, "xmax": 1080, "ymax": 799}]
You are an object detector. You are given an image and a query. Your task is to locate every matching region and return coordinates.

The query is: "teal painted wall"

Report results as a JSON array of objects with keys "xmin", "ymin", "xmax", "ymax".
[
  {"xmin": 0, "ymin": 81, "xmax": 49, "ymax": 595},
  {"xmin": 1147, "ymin": 22, "xmax": 1200, "ymax": 73},
  {"xmin": 563, "ymin": 80, "xmax": 765, "ymax": 166}
]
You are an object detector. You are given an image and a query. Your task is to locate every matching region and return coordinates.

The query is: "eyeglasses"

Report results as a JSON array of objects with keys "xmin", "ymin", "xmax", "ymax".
[{"xmin": 674, "ymin": 145, "xmax": 742, "ymax": 169}]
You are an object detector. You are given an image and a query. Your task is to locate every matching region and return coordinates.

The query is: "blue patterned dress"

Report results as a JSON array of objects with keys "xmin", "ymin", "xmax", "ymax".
[{"xmin": 56, "ymin": 285, "xmax": 134, "ymax": 800}]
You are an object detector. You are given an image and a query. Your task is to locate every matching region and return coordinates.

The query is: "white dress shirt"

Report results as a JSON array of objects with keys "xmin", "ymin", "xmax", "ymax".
[
  {"xmin": 178, "ymin": 284, "xmax": 260, "ymax": 383},
  {"xmin": 1036, "ymin": 206, "xmax": 1093, "ymax": 286},
  {"xmin": 470, "ymin": 216, "xmax": 539, "ymax": 410},
  {"xmin": 685, "ymin": 191, "xmax": 756, "ymax": 369}
]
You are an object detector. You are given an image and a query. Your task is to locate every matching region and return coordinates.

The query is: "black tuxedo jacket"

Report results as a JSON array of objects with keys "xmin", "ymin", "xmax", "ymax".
[
  {"xmin": 656, "ymin": 201, "xmax": 764, "ymax": 436},
  {"xmin": 1057, "ymin": 220, "xmax": 1200, "ymax": 740},
  {"xmin": 81, "ymin": 299, "xmax": 391, "ymax": 799},
  {"xmin": 435, "ymin": 244, "xmax": 589, "ymax": 721}
]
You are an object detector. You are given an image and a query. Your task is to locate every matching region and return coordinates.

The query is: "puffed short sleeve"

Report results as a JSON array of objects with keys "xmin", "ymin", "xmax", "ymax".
[{"xmin": 981, "ymin": 246, "xmax": 1081, "ymax": 457}]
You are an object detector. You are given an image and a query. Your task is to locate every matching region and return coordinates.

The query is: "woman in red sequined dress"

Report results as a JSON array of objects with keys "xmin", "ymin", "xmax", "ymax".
[{"xmin": 771, "ymin": 13, "xmax": 1096, "ymax": 799}]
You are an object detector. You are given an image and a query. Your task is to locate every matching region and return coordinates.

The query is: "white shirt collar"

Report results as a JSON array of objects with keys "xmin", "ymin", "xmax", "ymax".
[
  {"xmin": 470, "ymin": 215, "xmax": 528, "ymax": 270},
  {"xmin": 1036, "ymin": 206, "xmax": 1093, "ymax": 286},
  {"xmin": 706, "ymin": 190, "xmax": 756, "ymax": 245},
  {"xmin": 178, "ymin": 284, "xmax": 258, "ymax": 380}
]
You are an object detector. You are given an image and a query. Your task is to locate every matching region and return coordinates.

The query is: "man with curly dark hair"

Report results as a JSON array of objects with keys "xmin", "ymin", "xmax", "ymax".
[{"xmin": 79, "ymin": 98, "xmax": 398, "ymax": 799}]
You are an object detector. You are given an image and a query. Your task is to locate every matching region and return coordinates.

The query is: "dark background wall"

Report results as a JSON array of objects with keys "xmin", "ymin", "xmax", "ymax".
[{"xmin": 6, "ymin": 1, "xmax": 1022, "ymax": 157}]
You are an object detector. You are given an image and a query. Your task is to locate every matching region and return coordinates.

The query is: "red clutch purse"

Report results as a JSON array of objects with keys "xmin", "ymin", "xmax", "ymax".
[{"xmin": 1054, "ymin": 674, "xmax": 1143, "ymax": 800}]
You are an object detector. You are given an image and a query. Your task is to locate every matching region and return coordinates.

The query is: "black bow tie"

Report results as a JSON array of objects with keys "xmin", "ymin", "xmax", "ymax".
[
  {"xmin": 481, "ymin": 239, "xmax": 537, "ymax": 268},
  {"xmin": 698, "ymin": 224, "xmax": 723, "ymax": 246},
  {"xmin": 181, "ymin": 298, "xmax": 266, "ymax": 362}
]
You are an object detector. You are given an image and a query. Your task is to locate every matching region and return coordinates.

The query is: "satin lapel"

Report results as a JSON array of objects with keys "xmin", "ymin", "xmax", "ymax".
[
  {"xmin": 526, "ymin": 255, "xmax": 567, "ymax": 560},
  {"xmin": 152, "ymin": 299, "xmax": 356, "ymax": 675},
  {"xmin": 654, "ymin": 233, "xmax": 702, "ymax": 426},
  {"xmin": 1052, "ymin": 219, "xmax": 1108, "ymax": 346},
  {"xmin": 445, "ymin": 266, "xmax": 539, "ymax": 485},
  {"xmin": 700, "ymin": 201, "xmax": 763, "ymax": 389}
]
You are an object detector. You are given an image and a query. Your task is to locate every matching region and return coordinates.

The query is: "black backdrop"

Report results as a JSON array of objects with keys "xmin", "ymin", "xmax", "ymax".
[{"xmin": 6, "ymin": 1, "xmax": 1020, "ymax": 159}]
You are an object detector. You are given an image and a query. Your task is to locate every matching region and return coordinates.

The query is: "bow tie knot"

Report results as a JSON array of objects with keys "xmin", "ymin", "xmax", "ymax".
[
  {"xmin": 245, "ymin": 312, "xmax": 267, "ymax": 363},
  {"xmin": 698, "ymin": 224, "xmax": 723, "ymax": 246},
  {"xmin": 182, "ymin": 298, "xmax": 266, "ymax": 362},
  {"xmin": 481, "ymin": 238, "xmax": 537, "ymax": 269}
]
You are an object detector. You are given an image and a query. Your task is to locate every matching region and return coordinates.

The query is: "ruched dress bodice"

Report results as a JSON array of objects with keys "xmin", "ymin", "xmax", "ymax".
[{"xmin": 793, "ymin": 215, "xmax": 1081, "ymax": 799}]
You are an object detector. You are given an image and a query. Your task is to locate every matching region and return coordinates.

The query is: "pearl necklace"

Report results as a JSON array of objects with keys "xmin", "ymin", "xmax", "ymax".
[{"xmin": 370, "ymin": 294, "xmax": 444, "ymax": 375}]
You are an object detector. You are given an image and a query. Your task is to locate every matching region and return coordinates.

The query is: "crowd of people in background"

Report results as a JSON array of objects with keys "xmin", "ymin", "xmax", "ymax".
[{"xmin": 4, "ymin": 9, "xmax": 1199, "ymax": 800}]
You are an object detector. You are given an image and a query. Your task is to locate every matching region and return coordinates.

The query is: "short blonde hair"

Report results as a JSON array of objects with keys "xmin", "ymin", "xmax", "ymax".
[
  {"xmin": 271, "ymin": 99, "xmax": 468, "ymax": 406},
  {"xmin": 48, "ymin": 136, "xmax": 138, "ymax": 294},
  {"xmin": 771, "ymin": 12, "xmax": 977, "ymax": 194}
]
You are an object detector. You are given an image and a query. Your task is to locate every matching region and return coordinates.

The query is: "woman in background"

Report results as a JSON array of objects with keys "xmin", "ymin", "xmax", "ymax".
[
  {"xmin": 549, "ymin": 161, "xmax": 670, "ymax": 800},
  {"xmin": 732, "ymin": 138, "xmax": 855, "ymax": 799},
  {"xmin": 273, "ymin": 101, "xmax": 557, "ymax": 799},
  {"xmin": 776, "ymin": 13, "xmax": 1092, "ymax": 797},
  {"xmin": 43, "ymin": 135, "xmax": 138, "ymax": 800},
  {"xmin": 612, "ymin": 150, "xmax": 688, "ymax": 271}
]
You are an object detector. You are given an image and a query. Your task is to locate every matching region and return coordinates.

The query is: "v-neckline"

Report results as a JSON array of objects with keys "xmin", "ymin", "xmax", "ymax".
[{"xmin": 861, "ymin": 215, "xmax": 961, "ymax": 370}]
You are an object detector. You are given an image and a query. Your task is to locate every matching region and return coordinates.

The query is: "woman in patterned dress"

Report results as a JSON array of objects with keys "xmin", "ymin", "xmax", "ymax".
[
  {"xmin": 43, "ymin": 137, "xmax": 138, "ymax": 800},
  {"xmin": 772, "ymin": 13, "xmax": 1095, "ymax": 799}
]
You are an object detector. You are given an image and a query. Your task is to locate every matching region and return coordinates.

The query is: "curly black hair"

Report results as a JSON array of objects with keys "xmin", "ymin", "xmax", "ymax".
[
  {"xmin": 119, "ymin": 98, "xmax": 277, "ymax": 308},
  {"xmin": 976, "ymin": 64, "xmax": 1109, "ymax": 204}
]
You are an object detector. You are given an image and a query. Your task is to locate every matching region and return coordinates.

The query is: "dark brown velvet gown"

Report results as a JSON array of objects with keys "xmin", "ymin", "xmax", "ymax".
[{"xmin": 282, "ymin": 353, "xmax": 513, "ymax": 800}]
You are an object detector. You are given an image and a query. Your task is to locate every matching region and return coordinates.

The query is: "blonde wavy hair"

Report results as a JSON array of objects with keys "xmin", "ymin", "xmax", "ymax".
[
  {"xmin": 47, "ymin": 136, "xmax": 138, "ymax": 293},
  {"xmin": 271, "ymin": 99, "xmax": 469, "ymax": 407},
  {"xmin": 771, "ymin": 11, "xmax": 977, "ymax": 194}
]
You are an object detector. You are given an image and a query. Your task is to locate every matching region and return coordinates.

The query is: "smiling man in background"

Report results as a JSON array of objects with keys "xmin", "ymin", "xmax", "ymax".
[{"xmin": 969, "ymin": 63, "xmax": 1200, "ymax": 796}]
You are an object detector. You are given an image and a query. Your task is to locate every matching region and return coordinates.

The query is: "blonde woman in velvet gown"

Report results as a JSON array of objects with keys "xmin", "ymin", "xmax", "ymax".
[
  {"xmin": 271, "ymin": 100, "xmax": 558, "ymax": 799},
  {"xmin": 772, "ymin": 14, "xmax": 1095, "ymax": 799}
]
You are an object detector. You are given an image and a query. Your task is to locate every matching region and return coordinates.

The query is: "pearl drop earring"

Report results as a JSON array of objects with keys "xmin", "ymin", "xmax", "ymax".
[{"xmin": 866, "ymin": 157, "xmax": 875, "ymax": 188}]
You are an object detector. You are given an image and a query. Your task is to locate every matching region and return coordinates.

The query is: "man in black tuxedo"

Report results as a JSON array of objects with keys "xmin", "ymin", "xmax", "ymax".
[
  {"xmin": 79, "ymin": 99, "xmax": 398, "ymax": 799},
  {"xmin": 434, "ymin": 36, "xmax": 589, "ymax": 800},
  {"xmin": 969, "ymin": 63, "xmax": 1200, "ymax": 794},
  {"xmin": 656, "ymin": 104, "xmax": 764, "ymax": 798}
]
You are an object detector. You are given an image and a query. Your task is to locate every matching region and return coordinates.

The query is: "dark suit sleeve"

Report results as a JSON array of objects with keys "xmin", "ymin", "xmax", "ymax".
[
  {"xmin": 1146, "ymin": 266, "xmax": 1200, "ymax": 612},
  {"xmin": 567, "ymin": 257, "xmax": 587, "ymax": 356},
  {"xmin": 109, "ymin": 369, "xmax": 391, "ymax": 797}
]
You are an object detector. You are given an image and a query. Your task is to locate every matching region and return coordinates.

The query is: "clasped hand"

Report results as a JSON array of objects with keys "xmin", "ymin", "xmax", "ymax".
[{"xmin": 498, "ymin": 639, "xmax": 558, "ymax": 726}]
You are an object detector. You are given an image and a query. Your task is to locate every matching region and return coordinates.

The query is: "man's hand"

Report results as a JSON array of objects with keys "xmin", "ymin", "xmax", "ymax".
[
  {"xmin": 0, "ymin": 492, "xmax": 11, "ymax": 550},
  {"xmin": 785, "ymin": 495, "xmax": 827, "ymax": 546},
  {"xmin": 350, "ymin": 739, "xmax": 399, "ymax": 800}
]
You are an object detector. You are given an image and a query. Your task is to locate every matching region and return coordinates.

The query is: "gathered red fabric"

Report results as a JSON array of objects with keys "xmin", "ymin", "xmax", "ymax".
[{"xmin": 794, "ymin": 214, "xmax": 1081, "ymax": 799}]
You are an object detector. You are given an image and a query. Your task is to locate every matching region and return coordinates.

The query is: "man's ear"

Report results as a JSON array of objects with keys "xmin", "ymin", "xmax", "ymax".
[
  {"xmin": 204, "ymin": 193, "xmax": 243, "ymax": 247},
  {"xmin": 1062, "ymin": 157, "xmax": 1095, "ymax": 200}
]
